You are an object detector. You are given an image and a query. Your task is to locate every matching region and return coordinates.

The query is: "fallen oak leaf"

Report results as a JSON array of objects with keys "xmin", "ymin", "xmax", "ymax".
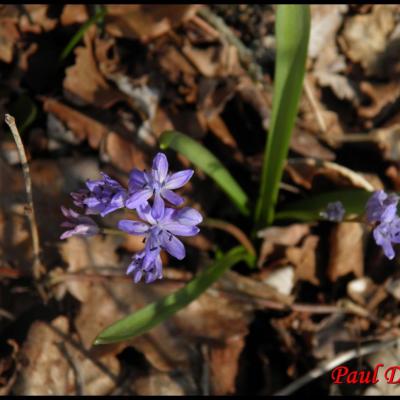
[
  {"xmin": 64, "ymin": 26, "xmax": 127, "ymax": 109},
  {"xmin": 105, "ymin": 4, "xmax": 201, "ymax": 43},
  {"xmin": 42, "ymin": 97, "xmax": 147, "ymax": 172}
]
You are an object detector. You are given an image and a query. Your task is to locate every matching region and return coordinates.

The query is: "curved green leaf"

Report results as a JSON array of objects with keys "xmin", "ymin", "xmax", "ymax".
[
  {"xmin": 59, "ymin": 6, "xmax": 106, "ymax": 62},
  {"xmin": 94, "ymin": 246, "xmax": 249, "ymax": 345},
  {"xmin": 8, "ymin": 93, "xmax": 37, "ymax": 135},
  {"xmin": 274, "ymin": 189, "xmax": 372, "ymax": 222},
  {"xmin": 255, "ymin": 5, "xmax": 311, "ymax": 228},
  {"xmin": 160, "ymin": 130, "xmax": 250, "ymax": 216}
]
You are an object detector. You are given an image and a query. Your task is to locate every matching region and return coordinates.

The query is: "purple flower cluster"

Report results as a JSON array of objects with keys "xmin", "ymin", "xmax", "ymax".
[
  {"xmin": 60, "ymin": 152, "xmax": 201, "ymax": 283},
  {"xmin": 366, "ymin": 190, "xmax": 400, "ymax": 260},
  {"xmin": 320, "ymin": 201, "xmax": 345, "ymax": 222}
]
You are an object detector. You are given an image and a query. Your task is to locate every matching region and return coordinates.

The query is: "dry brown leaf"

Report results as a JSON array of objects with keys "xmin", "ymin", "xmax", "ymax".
[
  {"xmin": 13, "ymin": 316, "xmax": 120, "ymax": 395},
  {"xmin": 206, "ymin": 114, "xmax": 244, "ymax": 163},
  {"xmin": 133, "ymin": 368, "xmax": 198, "ymax": 395},
  {"xmin": 18, "ymin": 5, "xmax": 58, "ymax": 33},
  {"xmin": 72, "ymin": 266, "xmax": 254, "ymax": 376},
  {"xmin": 310, "ymin": 5, "xmax": 359, "ymax": 104},
  {"xmin": 209, "ymin": 335, "xmax": 245, "ymax": 395},
  {"xmin": 309, "ymin": 5, "xmax": 348, "ymax": 59},
  {"xmin": 43, "ymin": 98, "xmax": 106, "ymax": 148},
  {"xmin": 56, "ymin": 235, "xmax": 121, "ymax": 302},
  {"xmin": 327, "ymin": 222, "xmax": 364, "ymax": 281},
  {"xmin": 74, "ymin": 280, "xmax": 198, "ymax": 373},
  {"xmin": 197, "ymin": 77, "xmax": 238, "ymax": 120},
  {"xmin": 105, "ymin": 131, "xmax": 146, "ymax": 172},
  {"xmin": 290, "ymin": 130, "xmax": 336, "ymax": 161},
  {"xmin": 43, "ymin": 98, "xmax": 146, "ymax": 172},
  {"xmin": 358, "ymin": 80, "xmax": 400, "ymax": 120},
  {"xmin": 298, "ymin": 77, "xmax": 345, "ymax": 147},
  {"xmin": 64, "ymin": 27, "xmax": 126, "ymax": 109},
  {"xmin": 182, "ymin": 41, "xmax": 241, "ymax": 78},
  {"xmin": 0, "ymin": 17, "xmax": 19, "ymax": 63},
  {"xmin": 105, "ymin": 5, "xmax": 201, "ymax": 42},
  {"xmin": 339, "ymin": 5, "xmax": 398, "ymax": 77},
  {"xmin": 286, "ymin": 235, "xmax": 320, "ymax": 286},
  {"xmin": 218, "ymin": 270, "xmax": 293, "ymax": 306},
  {"xmin": 285, "ymin": 158, "xmax": 375, "ymax": 191},
  {"xmin": 257, "ymin": 224, "xmax": 310, "ymax": 268},
  {"xmin": 60, "ymin": 5, "xmax": 89, "ymax": 26}
]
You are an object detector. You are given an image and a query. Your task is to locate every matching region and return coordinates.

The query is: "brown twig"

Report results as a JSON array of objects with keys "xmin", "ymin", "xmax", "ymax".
[
  {"xmin": 202, "ymin": 217, "xmax": 256, "ymax": 257},
  {"xmin": 304, "ymin": 76, "xmax": 327, "ymax": 134},
  {"xmin": 4, "ymin": 114, "xmax": 45, "ymax": 281}
]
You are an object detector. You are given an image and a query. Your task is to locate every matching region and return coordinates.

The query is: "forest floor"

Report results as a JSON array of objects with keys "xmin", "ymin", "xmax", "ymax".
[{"xmin": 2, "ymin": 4, "xmax": 400, "ymax": 396}]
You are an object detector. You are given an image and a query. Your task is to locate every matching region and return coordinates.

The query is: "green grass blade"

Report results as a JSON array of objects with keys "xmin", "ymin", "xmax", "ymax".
[
  {"xmin": 274, "ymin": 189, "xmax": 372, "ymax": 222},
  {"xmin": 160, "ymin": 130, "xmax": 250, "ymax": 216},
  {"xmin": 255, "ymin": 5, "xmax": 311, "ymax": 228},
  {"xmin": 94, "ymin": 246, "xmax": 249, "ymax": 345},
  {"xmin": 8, "ymin": 93, "xmax": 37, "ymax": 135},
  {"xmin": 59, "ymin": 6, "xmax": 106, "ymax": 62}
]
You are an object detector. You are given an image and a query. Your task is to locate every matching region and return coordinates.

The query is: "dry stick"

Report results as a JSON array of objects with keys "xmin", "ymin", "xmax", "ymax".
[
  {"xmin": 274, "ymin": 337, "xmax": 400, "ymax": 396},
  {"xmin": 203, "ymin": 217, "xmax": 256, "ymax": 257},
  {"xmin": 304, "ymin": 76, "xmax": 327, "ymax": 134},
  {"xmin": 4, "ymin": 114, "xmax": 45, "ymax": 281}
]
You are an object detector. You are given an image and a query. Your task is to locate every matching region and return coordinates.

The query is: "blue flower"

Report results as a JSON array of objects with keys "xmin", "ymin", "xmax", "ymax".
[
  {"xmin": 126, "ymin": 250, "xmax": 163, "ymax": 284},
  {"xmin": 373, "ymin": 216, "xmax": 400, "ymax": 260},
  {"xmin": 365, "ymin": 190, "xmax": 399, "ymax": 224},
  {"xmin": 320, "ymin": 201, "xmax": 345, "ymax": 222},
  {"xmin": 118, "ymin": 203, "xmax": 202, "ymax": 262},
  {"xmin": 125, "ymin": 153, "xmax": 194, "ymax": 219},
  {"xmin": 83, "ymin": 172, "xmax": 127, "ymax": 217},
  {"xmin": 366, "ymin": 190, "xmax": 400, "ymax": 260},
  {"xmin": 60, "ymin": 206, "xmax": 99, "ymax": 240}
]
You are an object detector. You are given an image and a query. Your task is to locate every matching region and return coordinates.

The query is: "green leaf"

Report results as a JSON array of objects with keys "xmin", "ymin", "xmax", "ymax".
[
  {"xmin": 59, "ymin": 6, "xmax": 106, "ymax": 62},
  {"xmin": 274, "ymin": 189, "xmax": 372, "ymax": 222},
  {"xmin": 255, "ymin": 5, "xmax": 311, "ymax": 228},
  {"xmin": 94, "ymin": 246, "xmax": 249, "ymax": 345},
  {"xmin": 160, "ymin": 130, "xmax": 250, "ymax": 216},
  {"xmin": 8, "ymin": 93, "xmax": 37, "ymax": 135}
]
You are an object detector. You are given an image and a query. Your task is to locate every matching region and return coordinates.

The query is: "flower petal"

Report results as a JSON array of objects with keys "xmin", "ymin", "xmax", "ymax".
[
  {"xmin": 174, "ymin": 207, "xmax": 203, "ymax": 226},
  {"xmin": 60, "ymin": 230, "xmax": 74, "ymax": 240},
  {"xmin": 129, "ymin": 169, "xmax": 147, "ymax": 189},
  {"xmin": 161, "ymin": 189, "xmax": 184, "ymax": 206},
  {"xmin": 151, "ymin": 192, "xmax": 165, "ymax": 220},
  {"xmin": 85, "ymin": 178, "xmax": 102, "ymax": 192},
  {"xmin": 133, "ymin": 269, "xmax": 143, "ymax": 283},
  {"xmin": 118, "ymin": 220, "xmax": 150, "ymax": 235},
  {"xmin": 100, "ymin": 191, "xmax": 126, "ymax": 216},
  {"xmin": 125, "ymin": 188, "xmax": 153, "ymax": 209},
  {"xmin": 164, "ymin": 169, "xmax": 193, "ymax": 190},
  {"xmin": 136, "ymin": 202, "xmax": 156, "ymax": 225},
  {"xmin": 374, "ymin": 224, "xmax": 395, "ymax": 260},
  {"xmin": 162, "ymin": 222, "xmax": 199, "ymax": 237},
  {"xmin": 160, "ymin": 231, "xmax": 185, "ymax": 260},
  {"xmin": 152, "ymin": 153, "xmax": 169, "ymax": 183}
]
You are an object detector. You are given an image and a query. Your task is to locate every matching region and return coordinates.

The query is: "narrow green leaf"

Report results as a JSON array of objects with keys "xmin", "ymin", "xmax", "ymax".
[
  {"xmin": 274, "ymin": 189, "xmax": 372, "ymax": 222},
  {"xmin": 160, "ymin": 130, "xmax": 250, "ymax": 216},
  {"xmin": 59, "ymin": 6, "xmax": 106, "ymax": 62},
  {"xmin": 94, "ymin": 246, "xmax": 249, "ymax": 345},
  {"xmin": 255, "ymin": 5, "xmax": 311, "ymax": 228},
  {"xmin": 8, "ymin": 93, "xmax": 37, "ymax": 135}
]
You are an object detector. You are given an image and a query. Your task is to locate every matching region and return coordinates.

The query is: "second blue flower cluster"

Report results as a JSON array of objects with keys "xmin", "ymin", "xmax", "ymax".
[{"xmin": 365, "ymin": 190, "xmax": 400, "ymax": 260}]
